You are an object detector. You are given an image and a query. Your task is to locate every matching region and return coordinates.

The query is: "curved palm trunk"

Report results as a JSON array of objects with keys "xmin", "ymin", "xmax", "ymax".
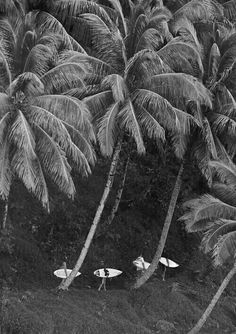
[
  {"xmin": 105, "ymin": 155, "xmax": 129, "ymax": 226},
  {"xmin": 58, "ymin": 140, "xmax": 122, "ymax": 290},
  {"xmin": 188, "ymin": 263, "xmax": 236, "ymax": 334},
  {"xmin": 133, "ymin": 163, "xmax": 184, "ymax": 289}
]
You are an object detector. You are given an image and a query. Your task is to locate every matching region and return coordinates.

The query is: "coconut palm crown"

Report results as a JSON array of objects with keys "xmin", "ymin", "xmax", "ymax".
[
  {"xmin": 47, "ymin": 0, "xmax": 215, "ymax": 163},
  {"xmin": 181, "ymin": 158, "xmax": 236, "ymax": 266},
  {"xmin": 0, "ymin": 4, "xmax": 96, "ymax": 211}
]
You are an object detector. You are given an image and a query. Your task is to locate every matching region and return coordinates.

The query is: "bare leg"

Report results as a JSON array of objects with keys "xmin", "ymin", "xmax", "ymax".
[
  {"xmin": 162, "ymin": 267, "xmax": 166, "ymax": 281},
  {"xmin": 98, "ymin": 278, "xmax": 105, "ymax": 291},
  {"xmin": 104, "ymin": 278, "xmax": 107, "ymax": 291}
]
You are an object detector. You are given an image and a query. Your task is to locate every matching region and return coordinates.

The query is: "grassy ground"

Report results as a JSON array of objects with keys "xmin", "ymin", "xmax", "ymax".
[{"xmin": 2, "ymin": 272, "xmax": 236, "ymax": 334}]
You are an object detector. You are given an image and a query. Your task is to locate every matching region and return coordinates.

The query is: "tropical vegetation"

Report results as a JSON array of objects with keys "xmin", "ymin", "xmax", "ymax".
[
  {"xmin": 0, "ymin": 0, "xmax": 236, "ymax": 332},
  {"xmin": 181, "ymin": 159, "xmax": 236, "ymax": 334}
]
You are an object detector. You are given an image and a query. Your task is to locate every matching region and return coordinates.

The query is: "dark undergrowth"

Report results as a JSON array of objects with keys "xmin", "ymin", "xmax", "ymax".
[
  {"xmin": 1, "ymin": 273, "xmax": 236, "ymax": 334},
  {"xmin": 0, "ymin": 153, "xmax": 236, "ymax": 333}
]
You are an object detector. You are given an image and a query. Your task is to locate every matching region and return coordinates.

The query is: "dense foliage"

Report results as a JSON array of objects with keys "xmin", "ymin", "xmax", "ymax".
[{"xmin": 1, "ymin": 0, "xmax": 236, "ymax": 332}]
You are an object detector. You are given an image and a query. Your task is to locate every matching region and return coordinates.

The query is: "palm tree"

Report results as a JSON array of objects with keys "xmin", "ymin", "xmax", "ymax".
[
  {"xmin": 180, "ymin": 159, "xmax": 236, "ymax": 334},
  {"xmin": 49, "ymin": 0, "xmax": 214, "ymax": 290},
  {"xmin": 0, "ymin": 4, "xmax": 95, "ymax": 228},
  {"xmin": 134, "ymin": 0, "xmax": 236, "ymax": 288}
]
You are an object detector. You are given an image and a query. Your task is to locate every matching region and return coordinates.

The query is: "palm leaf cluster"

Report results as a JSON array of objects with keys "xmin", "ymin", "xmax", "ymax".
[
  {"xmin": 181, "ymin": 159, "xmax": 236, "ymax": 266},
  {"xmin": 0, "ymin": 4, "xmax": 95, "ymax": 210},
  {"xmin": 47, "ymin": 0, "xmax": 215, "ymax": 164}
]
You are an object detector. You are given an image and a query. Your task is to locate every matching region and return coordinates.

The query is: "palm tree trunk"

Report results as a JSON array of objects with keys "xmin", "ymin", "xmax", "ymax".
[
  {"xmin": 2, "ymin": 201, "xmax": 8, "ymax": 230},
  {"xmin": 188, "ymin": 263, "xmax": 236, "ymax": 334},
  {"xmin": 133, "ymin": 163, "xmax": 184, "ymax": 289},
  {"xmin": 105, "ymin": 155, "xmax": 129, "ymax": 226},
  {"xmin": 58, "ymin": 140, "xmax": 122, "ymax": 290}
]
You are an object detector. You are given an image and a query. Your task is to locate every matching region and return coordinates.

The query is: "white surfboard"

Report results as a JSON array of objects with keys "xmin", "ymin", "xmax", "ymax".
[
  {"xmin": 159, "ymin": 257, "xmax": 179, "ymax": 268},
  {"xmin": 54, "ymin": 269, "xmax": 81, "ymax": 278},
  {"xmin": 133, "ymin": 257, "xmax": 150, "ymax": 270},
  {"xmin": 94, "ymin": 268, "xmax": 122, "ymax": 278}
]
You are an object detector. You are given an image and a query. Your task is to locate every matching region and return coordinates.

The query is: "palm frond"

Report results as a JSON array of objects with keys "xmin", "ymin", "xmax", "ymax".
[
  {"xmin": 11, "ymin": 146, "xmax": 51, "ymax": 208},
  {"xmin": 173, "ymin": 0, "xmax": 224, "ymax": 23},
  {"xmin": 0, "ymin": 19, "xmax": 16, "ymax": 67},
  {"xmin": 127, "ymin": 13, "xmax": 148, "ymax": 57},
  {"xmin": 8, "ymin": 72, "xmax": 44, "ymax": 97},
  {"xmin": 40, "ymin": 63, "xmax": 86, "ymax": 94},
  {"xmin": 32, "ymin": 94, "xmax": 95, "ymax": 140},
  {"xmin": 63, "ymin": 84, "xmax": 103, "ymax": 99},
  {"xmin": 97, "ymin": 101, "xmax": 120, "ymax": 156},
  {"xmin": 170, "ymin": 16, "xmax": 202, "ymax": 56},
  {"xmin": 0, "ymin": 49, "xmax": 12, "ymax": 89},
  {"xmin": 224, "ymin": 0, "xmax": 236, "ymax": 22},
  {"xmin": 27, "ymin": 106, "xmax": 93, "ymax": 173},
  {"xmin": 135, "ymin": 28, "xmax": 164, "ymax": 52},
  {"xmin": 202, "ymin": 219, "xmax": 236, "ymax": 253},
  {"xmin": 78, "ymin": 13, "xmax": 124, "ymax": 71},
  {"xmin": 220, "ymin": 32, "xmax": 236, "ymax": 56},
  {"xmin": 23, "ymin": 44, "xmax": 56, "ymax": 77},
  {"xmin": 63, "ymin": 121, "xmax": 96, "ymax": 167},
  {"xmin": 34, "ymin": 124, "xmax": 75, "ymax": 198},
  {"xmin": 9, "ymin": 110, "xmax": 36, "ymax": 158},
  {"xmin": 212, "ymin": 182, "xmax": 236, "ymax": 207},
  {"xmin": 135, "ymin": 104, "xmax": 165, "ymax": 143},
  {"xmin": 9, "ymin": 113, "xmax": 50, "ymax": 208},
  {"xmin": 202, "ymin": 117, "xmax": 218, "ymax": 160},
  {"xmin": 83, "ymin": 90, "xmax": 114, "ymax": 119},
  {"xmin": 58, "ymin": 51, "xmax": 116, "ymax": 77},
  {"xmin": 217, "ymin": 45, "xmax": 236, "ymax": 79},
  {"xmin": 210, "ymin": 112, "xmax": 236, "ymax": 139},
  {"xmin": 213, "ymin": 231, "xmax": 236, "ymax": 266},
  {"xmin": 33, "ymin": 11, "xmax": 74, "ymax": 50},
  {"xmin": 157, "ymin": 40, "xmax": 204, "ymax": 78},
  {"xmin": 106, "ymin": 0, "xmax": 127, "ymax": 36},
  {"xmin": 182, "ymin": 194, "xmax": 236, "ymax": 231},
  {"xmin": 148, "ymin": 73, "xmax": 212, "ymax": 109},
  {"xmin": 0, "ymin": 112, "xmax": 11, "ymax": 144},
  {"xmin": 191, "ymin": 136, "xmax": 212, "ymax": 184},
  {"xmin": 208, "ymin": 43, "xmax": 221, "ymax": 83},
  {"xmin": 0, "ymin": 133, "xmax": 12, "ymax": 200},
  {"xmin": 119, "ymin": 99, "xmax": 145, "ymax": 154},
  {"xmin": 209, "ymin": 160, "xmax": 236, "ymax": 185},
  {"xmin": 150, "ymin": 6, "xmax": 172, "ymax": 22},
  {"xmin": 0, "ymin": 93, "xmax": 13, "ymax": 119},
  {"xmin": 38, "ymin": 32, "xmax": 86, "ymax": 54},
  {"xmin": 222, "ymin": 62, "xmax": 236, "ymax": 100},
  {"xmin": 50, "ymin": 0, "xmax": 114, "ymax": 29},
  {"xmin": 214, "ymin": 84, "xmax": 236, "ymax": 119},
  {"xmin": 126, "ymin": 49, "xmax": 172, "ymax": 89},
  {"xmin": 132, "ymin": 88, "xmax": 196, "ymax": 134},
  {"xmin": 102, "ymin": 74, "xmax": 128, "ymax": 103}
]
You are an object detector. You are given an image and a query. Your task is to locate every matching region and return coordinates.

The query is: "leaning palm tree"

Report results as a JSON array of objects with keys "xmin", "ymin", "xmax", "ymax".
[
  {"xmin": 134, "ymin": 0, "xmax": 236, "ymax": 288},
  {"xmin": 49, "ymin": 0, "xmax": 213, "ymax": 290},
  {"xmin": 0, "ymin": 5, "xmax": 95, "ymax": 228},
  {"xmin": 180, "ymin": 159, "xmax": 236, "ymax": 334}
]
